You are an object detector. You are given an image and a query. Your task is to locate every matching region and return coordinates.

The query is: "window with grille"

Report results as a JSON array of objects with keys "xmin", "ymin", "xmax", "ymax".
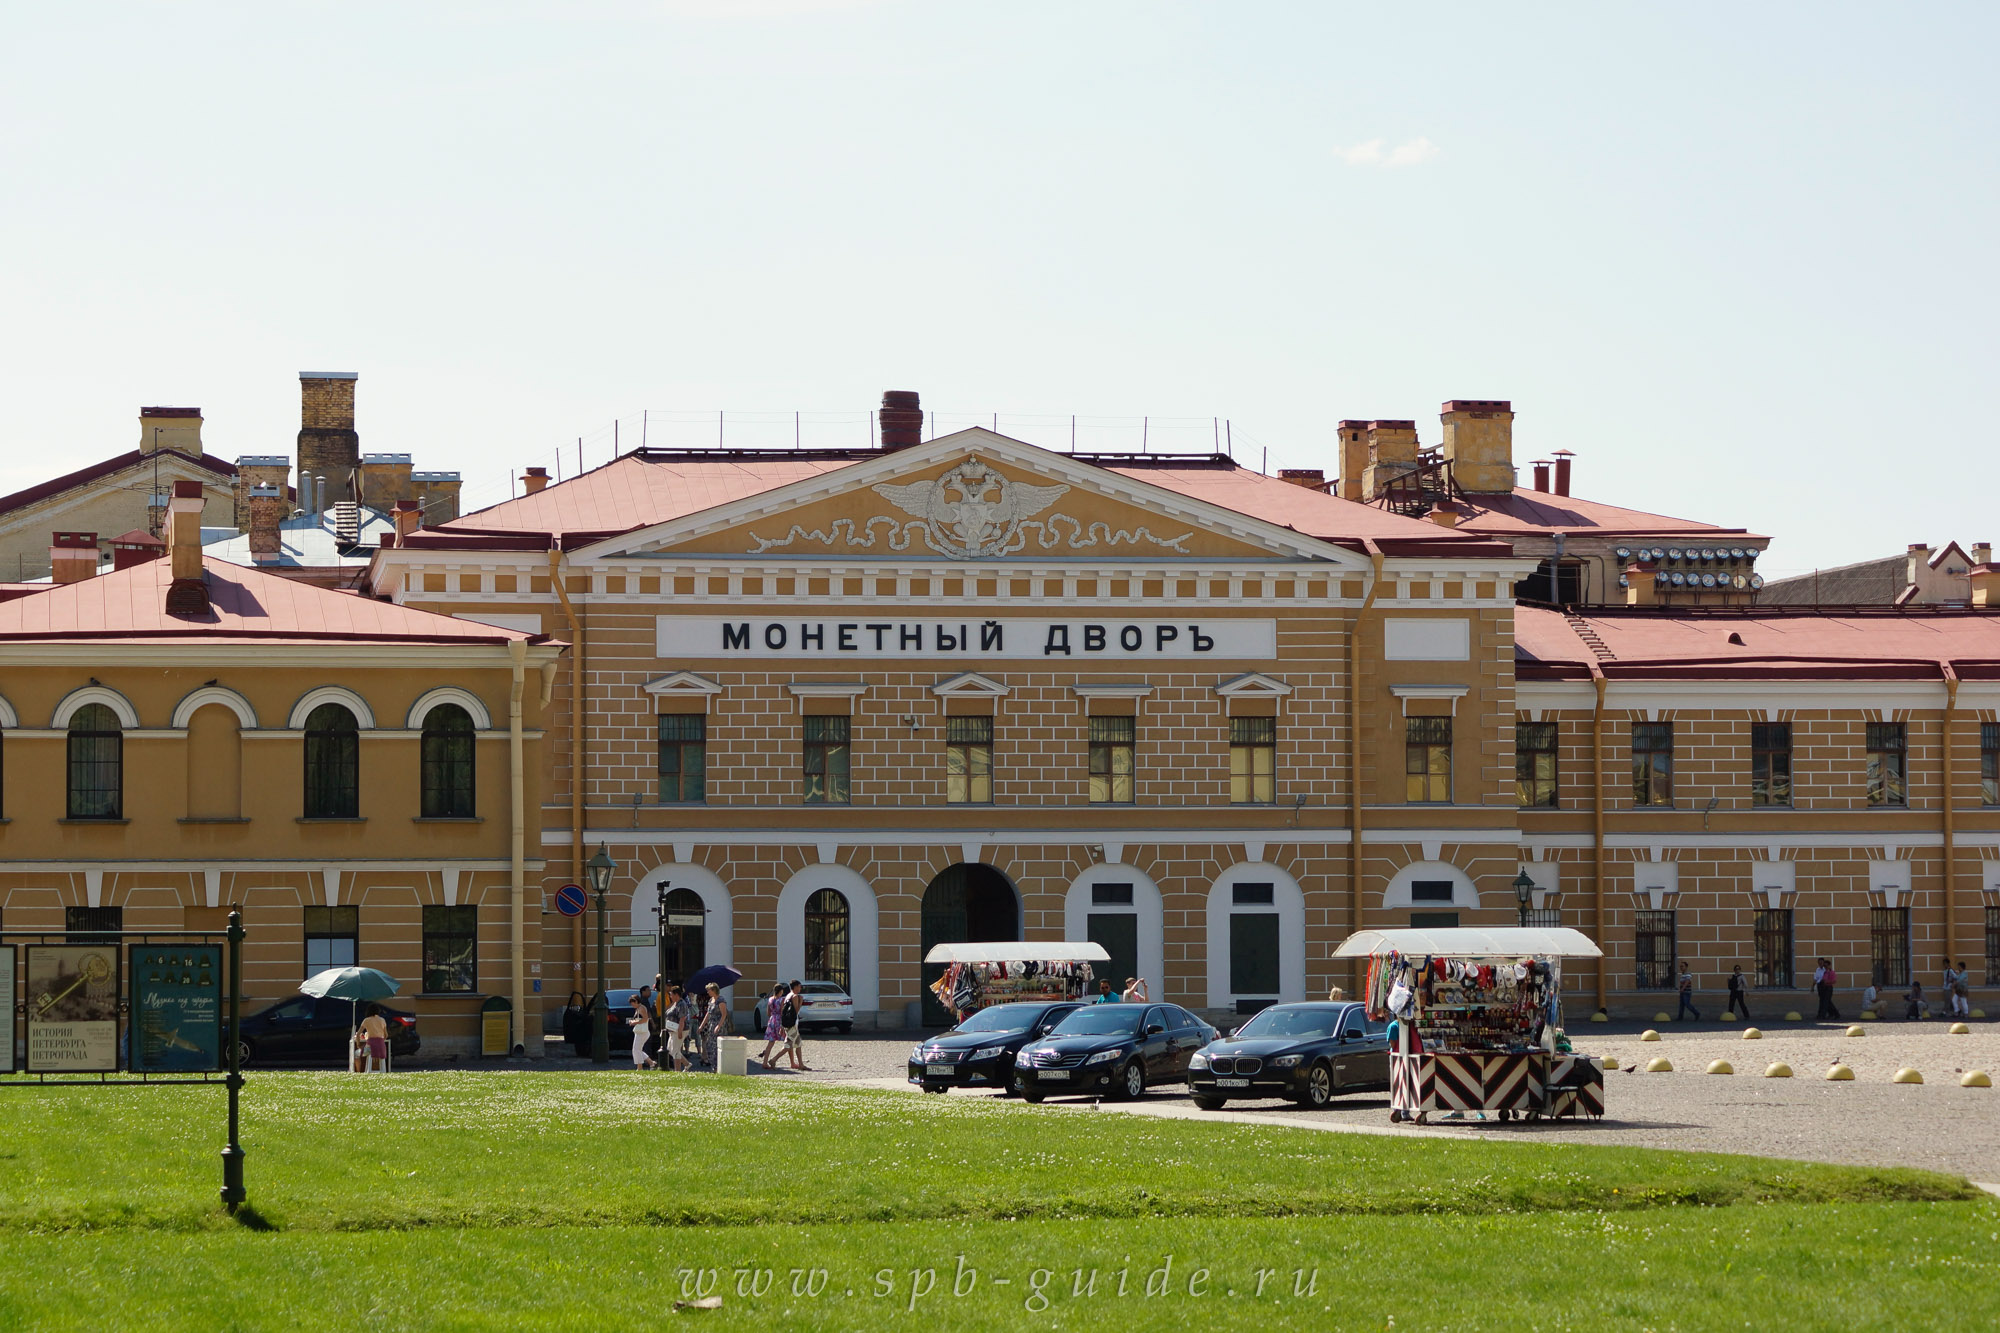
[
  {"xmin": 1753, "ymin": 908, "xmax": 1793, "ymax": 988},
  {"xmin": 303, "ymin": 702, "xmax": 360, "ymax": 818},
  {"xmin": 657, "ymin": 713, "xmax": 707, "ymax": 803},
  {"xmin": 422, "ymin": 904, "xmax": 478, "ymax": 993},
  {"xmin": 66, "ymin": 702, "xmax": 123, "ymax": 820},
  {"xmin": 1983, "ymin": 723, "xmax": 1999, "ymax": 807},
  {"xmin": 1987, "ymin": 906, "xmax": 2000, "ymax": 986},
  {"xmin": 946, "ymin": 716, "xmax": 992, "ymax": 804},
  {"xmin": 1405, "ymin": 717, "xmax": 1452, "ymax": 804},
  {"xmin": 1634, "ymin": 910, "xmax": 1677, "ymax": 988},
  {"xmin": 1750, "ymin": 722, "xmax": 1792, "ymax": 807},
  {"xmin": 803, "ymin": 888, "xmax": 850, "ymax": 992},
  {"xmin": 1631, "ymin": 722, "xmax": 1674, "ymax": 807},
  {"xmin": 1866, "ymin": 722, "xmax": 1906, "ymax": 807},
  {"xmin": 1087, "ymin": 715, "xmax": 1135, "ymax": 804},
  {"xmin": 803, "ymin": 715, "xmax": 851, "ymax": 805},
  {"xmin": 419, "ymin": 704, "xmax": 476, "ymax": 818},
  {"xmin": 1516, "ymin": 721, "xmax": 1558, "ymax": 808},
  {"xmin": 305, "ymin": 905, "xmax": 360, "ymax": 974},
  {"xmin": 1870, "ymin": 906, "xmax": 1910, "ymax": 987},
  {"xmin": 1229, "ymin": 715, "xmax": 1275, "ymax": 805},
  {"xmin": 65, "ymin": 905, "xmax": 123, "ymax": 943}
]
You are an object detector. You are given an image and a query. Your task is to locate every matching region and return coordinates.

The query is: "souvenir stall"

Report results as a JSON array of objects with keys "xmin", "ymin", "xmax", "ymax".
[
  {"xmin": 923, "ymin": 942, "xmax": 1108, "ymax": 1020},
  {"xmin": 1334, "ymin": 927, "xmax": 1605, "ymax": 1125}
]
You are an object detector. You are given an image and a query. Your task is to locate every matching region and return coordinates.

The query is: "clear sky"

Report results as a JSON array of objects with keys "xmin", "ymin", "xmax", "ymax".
[{"xmin": 4, "ymin": 1, "xmax": 1995, "ymax": 573}]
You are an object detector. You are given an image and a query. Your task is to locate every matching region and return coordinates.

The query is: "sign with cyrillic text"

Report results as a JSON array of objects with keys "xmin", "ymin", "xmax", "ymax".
[
  {"xmin": 26, "ymin": 945, "xmax": 120, "ymax": 1073},
  {"xmin": 657, "ymin": 617, "xmax": 1277, "ymax": 660}
]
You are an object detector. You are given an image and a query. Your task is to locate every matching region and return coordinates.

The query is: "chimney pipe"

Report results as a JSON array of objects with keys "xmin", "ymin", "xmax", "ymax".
[
  {"xmin": 1551, "ymin": 449, "xmax": 1573, "ymax": 497},
  {"xmin": 248, "ymin": 486, "xmax": 286, "ymax": 564},
  {"xmin": 1975, "ymin": 542, "xmax": 1993, "ymax": 566},
  {"xmin": 1625, "ymin": 561, "xmax": 1660, "ymax": 607},
  {"xmin": 163, "ymin": 479, "xmax": 210, "ymax": 615},
  {"xmin": 522, "ymin": 467, "xmax": 550, "ymax": 495},
  {"xmin": 50, "ymin": 532, "xmax": 99, "ymax": 584},
  {"xmin": 393, "ymin": 498, "xmax": 423, "ymax": 539},
  {"xmin": 879, "ymin": 390, "xmax": 923, "ymax": 450},
  {"xmin": 1278, "ymin": 468, "xmax": 1326, "ymax": 490},
  {"xmin": 1428, "ymin": 501, "xmax": 1460, "ymax": 529},
  {"xmin": 1530, "ymin": 459, "xmax": 1551, "ymax": 493}
]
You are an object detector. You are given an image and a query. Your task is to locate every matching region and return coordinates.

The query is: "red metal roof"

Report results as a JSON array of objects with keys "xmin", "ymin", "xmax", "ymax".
[
  {"xmin": 0, "ymin": 555, "xmax": 549, "ymax": 645},
  {"xmin": 1516, "ymin": 604, "xmax": 2000, "ymax": 680},
  {"xmin": 1452, "ymin": 490, "xmax": 1766, "ymax": 542},
  {"xmin": 0, "ymin": 449, "xmax": 240, "ymax": 518}
]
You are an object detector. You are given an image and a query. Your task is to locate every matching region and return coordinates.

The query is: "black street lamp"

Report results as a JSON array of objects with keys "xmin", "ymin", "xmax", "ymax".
[
  {"xmin": 1513, "ymin": 870, "xmax": 1538, "ymax": 927},
  {"xmin": 655, "ymin": 881, "xmax": 673, "ymax": 998},
  {"xmin": 588, "ymin": 844, "xmax": 615, "ymax": 1064}
]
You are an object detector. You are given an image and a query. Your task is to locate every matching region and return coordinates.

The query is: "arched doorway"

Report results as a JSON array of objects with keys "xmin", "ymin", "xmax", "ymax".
[
  {"xmin": 920, "ymin": 863, "xmax": 1018, "ymax": 1026},
  {"xmin": 658, "ymin": 887, "xmax": 707, "ymax": 985}
]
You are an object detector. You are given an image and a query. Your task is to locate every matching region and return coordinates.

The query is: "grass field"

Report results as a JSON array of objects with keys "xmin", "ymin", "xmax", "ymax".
[{"xmin": 0, "ymin": 1070, "xmax": 1995, "ymax": 1330}]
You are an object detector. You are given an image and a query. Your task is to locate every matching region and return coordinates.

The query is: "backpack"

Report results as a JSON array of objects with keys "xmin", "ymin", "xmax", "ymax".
[{"xmin": 781, "ymin": 995, "xmax": 799, "ymax": 1028}]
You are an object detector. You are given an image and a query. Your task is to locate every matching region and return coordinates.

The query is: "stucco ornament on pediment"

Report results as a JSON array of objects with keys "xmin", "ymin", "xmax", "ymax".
[{"xmin": 747, "ymin": 456, "xmax": 1193, "ymax": 559}]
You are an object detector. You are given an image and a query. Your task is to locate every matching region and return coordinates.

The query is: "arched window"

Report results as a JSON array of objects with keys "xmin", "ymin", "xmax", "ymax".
[
  {"xmin": 420, "ymin": 703, "xmax": 476, "ymax": 818},
  {"xmin": 67, "ymin": 703, "xmax": 123, "ymax": 820},
  {"xmin": 804, "ymin": 888, "xmax": 851, "ymax": 993},
  {"xmin": 303, "ymin": 702, "xmax": 360, "ymax": 818}
]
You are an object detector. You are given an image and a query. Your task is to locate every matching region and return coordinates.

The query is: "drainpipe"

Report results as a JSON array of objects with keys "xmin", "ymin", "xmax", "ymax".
[
  {"xmin": 549, "ymin": 546, "xmax": 586, "ymax": 982},
  {"xmin": 508, "ymin": 639, "xmax": 528, "ymax": 1056},
  {"xmin": 1942, "ymin": 661, "xmax": 1961, "ymax": 971},
  {"xmin": 1348, "ymin": 542, "xmax": 1386, "ymax": 991},
  {"xmin": 1591, "ymin": 669, "xmax": 1609, "ymax": 1014}
]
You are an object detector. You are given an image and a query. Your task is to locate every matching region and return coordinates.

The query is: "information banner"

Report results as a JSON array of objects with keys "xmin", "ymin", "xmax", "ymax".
[
  {"xmin": 0, "ymin": 946, "xmax": 14, "ymax": 1074},
  {"xmin": 26, "ymin": 945, "xmax": 121, "ymax": 1072},
  {"xmin": 132, "ymin": 945, "xmax": 222, "ymax": 1073}
]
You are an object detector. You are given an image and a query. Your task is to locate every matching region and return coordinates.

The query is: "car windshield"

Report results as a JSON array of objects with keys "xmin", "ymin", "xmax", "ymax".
[
  {"xmin": 1049, "ymin": 1007, "xmax": 1144, "ymax": 1037},
  {"xmin": 1233, "ymin": 1007, "xmax": 1342, "ymax": 1041},
  {"xmin": 951, "ymin": 1004, "xmax": 1043, "ymax": 1035}
]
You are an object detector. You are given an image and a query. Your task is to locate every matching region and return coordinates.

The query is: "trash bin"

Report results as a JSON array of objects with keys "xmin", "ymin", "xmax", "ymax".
[
  {"xmin": 481, "ymin": 995, "xmax": 514, "ymax": 1057},
  {"xmin": 717, "ymin": 1035, "xmax": 748, "ymax": 1076}
]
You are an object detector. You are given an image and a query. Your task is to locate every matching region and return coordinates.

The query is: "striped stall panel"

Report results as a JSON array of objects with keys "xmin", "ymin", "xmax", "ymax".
[
  {"xmin": 1547, "ymin": 1055, "xmax": 1604, "ymax": 1119},
  {"xmin": 1390, "ymin": 1053, "xmax": 1429, "ymax": 1115},
  {"xmin": 1428, "ymin": 1054, "xmax": 1485, "ymax": 1112},
  {"xmin": 1484, "ymin": 1054, "xmax": 1543, "ymax": 1112}
]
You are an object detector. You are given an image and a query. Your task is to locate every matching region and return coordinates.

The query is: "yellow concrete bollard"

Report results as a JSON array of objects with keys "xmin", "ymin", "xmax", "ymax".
[
  {"xmin": 1721, "ymin": 1011, "xmax": 1736, "ymax": 1022},
  {"xmin": 1765, "ymin": 1062, "xmax": 1793, "ymax": 1078},
  {"xmin": 1826, "ymin": 1063, "xmax": 1855, "ymax": 1081},
  {"xmin": 1845, "ymin": 1025, "xmax": 1866, "ymax": 1037},
  {"xmin": 1602, "ymin": 1056, "xmax": 1620, "ymax": 1071},
  {"xmin": 1741, "ymin": 1028, "xmax": 1763, "ymax": 1040},
  {"xmin": 1859, "ymin": 1011, "xmax": 1878, "ymax": 1021},
  {"xmin": 1951, "ymin": 1022, "xmax": 1971, "ymax": 1035},
  {"xmin": 1974, "ymin": 1009, "xmax": 1988, "ymax": 1019},
  {"xmin": 1892, "ymin": 1068, "xmax": 1924, "ymax": 1084},
  {"xmin": 1784, "ymin": 1011, "xmax": 1804, "ymax": 1022},
  {"xmin": 1961, "ymin": 1070, "xmax": 1992, "ymax": 1088},
  {"xmin": 1707, "ymin": 1059, "xmax": 1734, "ymax": 1075},
  {"xmin": 1640, "ymin": 1029, "xmax": 1661, "ymax": 1042},
  {"xmin": 1645, "ymin": 1057, "xmax": 1673, "ymax": 1073},
  {"xmin": 1590, "ymin": 1010, "xmax": 1609, "ymax": 1023},
  {"xmin": 1654, "ymin": 1012, "xmax": 1673, "ymax": 1023}
]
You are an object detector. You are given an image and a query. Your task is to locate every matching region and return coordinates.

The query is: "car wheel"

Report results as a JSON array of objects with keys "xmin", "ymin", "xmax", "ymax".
[
  {"xmin": 1293, "ymin": 1063, "xmax": 1334, "ymax": 1109},
  {"xmin": 237, "ymin": 1039, "xmax": 256, "ymax": 1067},
  {"xmin": 1021, "ymin": 1088, "xmax": 1047, "ymax": 1105},
  {"xmin": 1191, "ymin": 1094, "xmax": 1227, "ymax": 1112},
  {"xmin": 1109, "ymin": 1061, "xmax": 1145, "ymax": 1102}
]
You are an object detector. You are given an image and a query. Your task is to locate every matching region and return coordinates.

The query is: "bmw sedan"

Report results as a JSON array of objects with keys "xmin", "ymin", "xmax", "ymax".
[
  {"xmin": 1187, "ymin": 1001, "xmax": 1389, "ymax": 1110},
  {"xmin": 1014, "ymin": 1002, "xmax": 1215, "ymax": 1103},
  {"xmin": 238, "ymin": 993, "xmax": 420, "ymax": 1067},
  {"xmin": 907, "ymin": 1001, "xmax": 1083, "ymax": 1094}
]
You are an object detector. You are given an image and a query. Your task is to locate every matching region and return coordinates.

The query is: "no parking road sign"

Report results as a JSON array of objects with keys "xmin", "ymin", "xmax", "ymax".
[{"xmin": 555, "ymin": 884, "xmax": 587, "ymax": 918}]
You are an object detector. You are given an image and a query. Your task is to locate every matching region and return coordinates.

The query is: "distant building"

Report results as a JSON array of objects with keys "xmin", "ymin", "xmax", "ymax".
[{"xmin": 1759, "ymin": 542, "xmax": 1993, "ymax": 608}]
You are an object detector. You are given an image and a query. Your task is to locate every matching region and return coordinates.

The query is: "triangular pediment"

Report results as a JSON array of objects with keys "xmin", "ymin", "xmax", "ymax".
[{"xmin": 574, "ymin": 430, "xmax": 1361, "ymax": 567}]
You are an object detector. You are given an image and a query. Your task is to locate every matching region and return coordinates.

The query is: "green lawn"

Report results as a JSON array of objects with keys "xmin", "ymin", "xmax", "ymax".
[{"xmin": 0, "ymin": 1071, "xmax": 1994, "ymax": 1330}]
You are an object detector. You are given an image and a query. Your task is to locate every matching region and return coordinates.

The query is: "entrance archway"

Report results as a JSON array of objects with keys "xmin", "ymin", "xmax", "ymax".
[{"xmin": 919, "ymin": 863, "xmax": 1019, "ymax": 1026}]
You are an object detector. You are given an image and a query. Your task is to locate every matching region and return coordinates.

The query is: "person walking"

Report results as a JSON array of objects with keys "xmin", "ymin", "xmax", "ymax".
[
  {"xmin": 661, "ymin": 985, "xmax": 689, "ymax": 1071},
  {"xmin": 781, "ymin": 979, "xmax": 809, "ymax": 1072},
  {"xmin": 758, "ymin": 983, "xmax": 787, "ymax": 1067},
  {"xmin": 1726, "ymin": 965, "xmax": 1750, "ymax": 1021},
  {"xmin": 1814, "ymin": 958, "xmax": 1841, "ymax": 1021},
  {"xmin": 1674, "ymin": 962, "xmax": 1700, "ymax": 1022},
  {"xmin": 1944, "ymin": 959, "xmax": 1970, "ymax": 1019},
  {"xmin": 696, "ymin": 982, "xmax": 726, "ymax": 1071},
  {"xmin": 627, "ymin": 985, "xmax": 656, "ymax": 1069}
]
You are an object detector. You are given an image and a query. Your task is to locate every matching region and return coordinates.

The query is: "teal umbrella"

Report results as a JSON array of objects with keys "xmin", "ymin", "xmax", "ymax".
[{"xmin": 301, "ymin": 967, "xmax": 403, "ymax": 1047}]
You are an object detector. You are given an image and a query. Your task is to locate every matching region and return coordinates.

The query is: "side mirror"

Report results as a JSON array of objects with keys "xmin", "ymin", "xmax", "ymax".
[{"xmin": 1146, "ymin": 1023, "xmax": 1165, "ymax": 1035}]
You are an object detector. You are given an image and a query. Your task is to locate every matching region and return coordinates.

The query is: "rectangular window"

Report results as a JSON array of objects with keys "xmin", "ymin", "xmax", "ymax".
[
  {"xmin": 1750, "ymin": 722, "xmax": 1792, "ymax": 807},
  {"xmin": 946, "ymin": 716, "xmax": 992, "ymax": 804},
  {"xmin": 1870, "ymin": 906, "xmax": 1910, "ymax": 987},
  {"xmin": 1091, "ymin": 883, "xmax": 1134, "ymax": 907},
  {"xmin": 1229, "ymin": 913, "xmax": 1280, "ymax": 995},
  {"xmin": 1409, "ymin": 880, "xmax": 1455, "ymax": 904},
  {"xmin": 65, "ymin": 905, "xmax": 122, "ymax": 943},
  {"xmin": 1516, "ymin": 721, "xmax": 1558, "ymax": 808},
  {"xmin": 1232, "ymin": 883, "xmax": 1275, "ymax": 907},
  {"xmin": 657, "ymin": 714, "xmax": 706, "ymax": 803},
  {"xmin": 1631, "ymin": 722, "xmax": 1674, "ymax": 806},
  {"xmin": 802, "ymin": 715, "xmax": 851, "ymax": 805},
  {"xmin": 1866, "ymin": 722, "xmax": 1907, "ymax": 807},
  {"xmin": 1404, "ymin": 717, "xmax": 1452, "ymax": 804},
  {"xmin": 1753, "ymin": 908, "xmax": 1793, "ymax": 988},
  {"xmin": 1087, "ymin": 715, "xmax": 1135, "ymax": 805},
  {"xmin": 1987, "ymin": 906, "xmax": 2000, "ymax": 986},
  {"xmin": 304, "ymin": 905, "xmax": 360, "ymax": 975},
  {"xmin": 421, "ymin": 904, "xmax": 478, "ymax": 993},
  {"xmin": 1634, "ymin": 910, "xmax": 1677, "ymax": 989},
  {"xmin": 1229, "ymin": 716, "xmax": 1276, "ymax": 805},
  {"xmin": 1982, "ymin": 723, "xmax": 1999, "ymax": 807}
]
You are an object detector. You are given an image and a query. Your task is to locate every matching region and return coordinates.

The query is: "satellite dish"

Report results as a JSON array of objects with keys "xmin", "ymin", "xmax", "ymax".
[
  {"xmin": 1750, "ymin": 573, "xmax": 1765, "ymax": 590},
  {"xmin": 1733, "ymin": 574, "xmax": 1749, "ymax": 590},
  {"xmin": 1669, "ymin": 572, "xmax": 1686, "ymax": 586},
  {"xmin": 1618, "ymin": 573, "xmax": 1630, "ymax": 588},
  {"xmin": 1615, "ymin": 547, "xmax": 1632, "ymax": 561},
  {"xmin": 1729, "ymin": 547, "xmax": 1746, "ymax": 559},
  {"xmin": 1701, "ymin": 573, "xmax": 1717, "ymax": 588},
  {"xmin": 1666, "ymin": 547, "xmax": 1682, "ymax": 560},
  {"xmin": 1702, "ymin": 548, "xmax": 1718, "ymax": 561}
]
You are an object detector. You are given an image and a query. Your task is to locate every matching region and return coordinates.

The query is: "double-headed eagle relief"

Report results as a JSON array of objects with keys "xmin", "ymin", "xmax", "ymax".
[{"xmin": 748, "ymin": 455, "xmax": 1194, "ymax": 558}]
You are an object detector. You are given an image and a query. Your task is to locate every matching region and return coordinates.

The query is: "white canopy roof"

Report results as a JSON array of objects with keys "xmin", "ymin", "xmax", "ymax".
[
  {"xmin": 923, "ymin": 941, "xmax": 1111, "ymax": 964},
  {"xmin": 1333, "ymin": 927, "xmax": 1603, "ymax": 960}
]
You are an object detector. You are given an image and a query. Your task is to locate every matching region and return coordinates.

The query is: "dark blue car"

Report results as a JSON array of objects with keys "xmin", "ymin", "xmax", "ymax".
[
  {"xmin": 1187, "ymin": 1001, "xmax": 1389, "ymax": 1110},
  {"xmin": 907, "ymin": 1001, "xmax": 1082, "ymax": 1094},
  {"xmin": 1013, "ymin": 1002, "xmax": 1214, "ymax": 1103}
]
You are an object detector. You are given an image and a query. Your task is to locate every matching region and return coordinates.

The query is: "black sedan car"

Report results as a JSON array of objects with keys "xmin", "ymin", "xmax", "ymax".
[
  {"xmin": 1187, "ymin": 1001, "xmax": 1389, "ymax": 1110},
  {"xmin": 560, "ymin": 989, "xmax": 650, "ymax": 1058},
  {"xmin": 1014, "ymin": 1002, "xmax": 1216, "ymax": 1103},
  {"xmin": 907, "ymin": 1001, "xmax": 1083, "ymax": 1094},
  {"xmin": 238, "ymin": 993, "xmax": 420, "ymax": 1066}
]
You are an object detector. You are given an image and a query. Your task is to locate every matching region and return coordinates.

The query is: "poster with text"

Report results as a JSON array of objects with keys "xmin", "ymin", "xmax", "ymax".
[
  {"xmin": 132, "ymin": 945, "xmax": 221, "ymax": 1073},
  {"xmin": 26, "ymin": 945, "xmax": 120, "ymax": 1072},
  {"xmin": 0, "ymin": 946, "xmax": 14, "ymax": 1074}
]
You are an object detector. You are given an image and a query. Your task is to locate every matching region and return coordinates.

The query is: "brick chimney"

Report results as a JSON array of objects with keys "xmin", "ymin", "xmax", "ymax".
[
  {"xmin": 1907, "ymin": 543, "xmax": 1933, "ymax": 587},
  {"xmin": 164, "ymin": 479, "xmax": 209, "ymax": 615},
  {"xmin": 1530, "ymin": 459, "xmax": 1552, "ymax": 493},
  {"xmin": 1337, "ymin": 421, "xmax": 1368, "ymax": 501},
  {"xmin": 1439, "ymin": 400, "xmax": 1515, "ymax": 495},
  {"xmin": 232, "ymin": 455, "xmax": 291, "ymax": 531},
  {"xmin": 521, "ymin": 467, "xmax": 550, "ymax": 495},
  {"xmin": 410, "ymin": 471, "xmax": 461, "ymax": 523},
  {"xmin": 109, "ymin": 530, "xmax": 165, "ymax": 571},
  {"xmin": 1278, "ymin": 468, "xmax": 1326, "ymax": 490},
  {"xmin": 139, "ymin": 406, "xmax": 203, "ymax": 456},
  {"xmin": 1360, "ymin": 421, "xmax": 1419, "ymax": 502},
  {"xmin": 50, "ymin": 532, "xmax": 99, "ymax": 584},
  {"xmin": 1551, "ymin": 449, "xmax": 1574, "ymax": 497},
  {"xmin": 1972, "ymin": 563, "xmax": 1999, "ymax": 608},
  {"xmin": 298, "ymin": 372, "xmax": 359, "ymax": 501},
  {"xmin": 393, "ymin": 499, "xmax": 423, "ymax": 539},
  {"xmin": 1975, "ymin": 542, "xmax": 1993, "ymax": 566},
  {"xmin": 879, "ymin": 390, "xmax": 923, "ymax": 450},
  {"xmin": 248, "ymin": 485, "xmax": 286, "ymax": 564},
  {"xmin": 358, "ymin": 453, "xmax": 412, "ymax": 509},
  {"xmin": 1625, "ymin": 562, "xmax": 1660, "ymax": 607}
]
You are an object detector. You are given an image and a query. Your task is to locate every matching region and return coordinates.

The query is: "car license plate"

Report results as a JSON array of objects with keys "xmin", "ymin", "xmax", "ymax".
[
  {"xmin": 926, "ymin": 1064, "xmax": 953, "ymax": 1076},
  {"xmin": 1040, "ymin": 1069, "xmax": 1069, "ymax": 1080},
  {"xmin": 1215, "ymin": 1077, "xmax": 1250, "ymax": 1088}
]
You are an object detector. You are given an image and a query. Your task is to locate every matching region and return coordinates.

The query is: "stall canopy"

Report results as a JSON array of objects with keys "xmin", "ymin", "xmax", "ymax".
[
  {"xmin": 923, "ymin": 942, "xmax": 1112, "ymax": 965},
  {"xmin": 1334, "ymin": 927, "xmax": 1603, "ymax": 960}
]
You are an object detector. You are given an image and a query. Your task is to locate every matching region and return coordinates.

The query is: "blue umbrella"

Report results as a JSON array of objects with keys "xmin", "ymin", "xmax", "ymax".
[
  {"xmin": 686, "ymin": 964, "xmax": 742, "ymax": 993},
  {"xmin": 301, "ymin": 967, "xmax": 404, "ymax": 1049}
]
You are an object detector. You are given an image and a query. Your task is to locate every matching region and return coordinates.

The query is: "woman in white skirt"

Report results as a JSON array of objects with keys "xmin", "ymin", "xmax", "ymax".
[
  {"xmin": 662, "ymin": 984, "xmax": 689, "ymax": 1071},
  {"xmin": 627, "ymin": 985, "xmax": 656, "ymax": 1069}
]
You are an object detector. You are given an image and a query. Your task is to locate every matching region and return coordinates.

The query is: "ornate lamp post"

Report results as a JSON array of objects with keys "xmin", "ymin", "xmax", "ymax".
[
  {"xmin": 588, "ymin": 844, "xmax": 615, "ymax": 1064},
  {"xmin": 1513, "ymin": 870, "xmax": 1538, "ymax": 927}
]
